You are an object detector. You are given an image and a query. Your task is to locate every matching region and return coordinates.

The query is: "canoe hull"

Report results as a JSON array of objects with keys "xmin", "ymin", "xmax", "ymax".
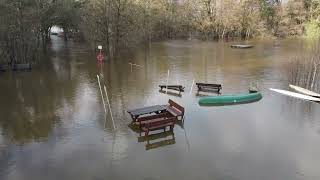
[
  {"xmin": 199, "ymin": 92, "xmax": 262, "ymax": 106},
  {"xmin": 289, "ymin": 84, "xmax": 320, "ymax": 98},
  {"xmin": 270, "ymin": 88, "xmax": 320, "ymax": 102},
  {"xmin": 230, "ymin": 45, "xmax": 254, "ymax": 49}
]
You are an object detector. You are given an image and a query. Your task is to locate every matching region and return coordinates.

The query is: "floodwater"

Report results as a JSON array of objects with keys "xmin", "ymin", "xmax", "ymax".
[{"xmin": 1, "ymin": 36, "xmax": 320, "ymax": 180}]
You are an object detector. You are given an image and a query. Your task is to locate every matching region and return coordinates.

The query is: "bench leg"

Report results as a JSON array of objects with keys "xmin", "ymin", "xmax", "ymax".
[{"xmin": 131, "ymin": 115, "xmax": 138, "ymax": 123}]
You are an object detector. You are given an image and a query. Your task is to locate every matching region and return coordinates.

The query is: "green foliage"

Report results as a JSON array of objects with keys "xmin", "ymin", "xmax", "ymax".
[
  {"xmin": 0, "ymin": 0, "xmax": 84, "ymax": 63},
  {"xmin": 305, "ymin": 19, "xmax": 320, "ymax": 38},
  {"xmin": 2, "ymin": 0, "xmax": 320, "ymax": 60}
]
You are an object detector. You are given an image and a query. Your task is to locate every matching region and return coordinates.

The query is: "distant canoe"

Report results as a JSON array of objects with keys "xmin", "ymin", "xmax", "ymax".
[
  {"xmin": 199, "ymin": 92, "xmax": 262, "ymax": 106},
  {"xmin": 270, "ymin": 88, "xmax": 320, "ymax": 102},
  {"xmin": 289, "ymin": 84, "xmax": 320, "ymax": 98},
  {"xmin": 12, "ymin": 63, "xmax": 32, "ymax": 71},
  {"xmin": 231, "ymin": 45, "xmax": 254, "ymax": 49}
]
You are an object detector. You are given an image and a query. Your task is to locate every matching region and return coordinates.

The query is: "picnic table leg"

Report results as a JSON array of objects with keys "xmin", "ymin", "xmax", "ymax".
[
  {"xmin": 147, "ymin": 137, "xmax": 150, "ymax": 145},
  {"xmin": 131, "ymin": 115, "xmax": 138, "ymax": 123},
  {"xmin": 170, "ymin": 125, "xmax": 174, "ymax": 131}
]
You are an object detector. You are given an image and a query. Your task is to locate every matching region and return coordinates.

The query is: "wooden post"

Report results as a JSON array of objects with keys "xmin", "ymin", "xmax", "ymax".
[
  {"xmin": 97, "ymin": 75, "xmax": 107, "ymax": 113},
  {"xmin": 104, "ymin": 85, "xmax": 116, "ymax": 130},
  {"xmin": 190, "ymin": 79, "xmax": 195, "ymax": 95},
  {"xmin": 129, "ymin": 63, "xmax": 133, "ymax": 72}
]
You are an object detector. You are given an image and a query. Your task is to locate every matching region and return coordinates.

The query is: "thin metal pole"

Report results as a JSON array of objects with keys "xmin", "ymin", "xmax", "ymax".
[
  {"xmin": 104, "ymin": 85, "xmax": 116, "ymax": 130},
  {"xmin": 97, "ymin": 75, "xmax": 107, "ymax": 113},
  {"xmin": 166, "ymin": 70, "xmax": 170, "ymax": 94},
  {"xmin": 129, "ymin": 63, "xmax": 133, "ymax": 72},
  {"xmin": 190, "ymin": 79, "xmax": 195, "ymax": 95}
]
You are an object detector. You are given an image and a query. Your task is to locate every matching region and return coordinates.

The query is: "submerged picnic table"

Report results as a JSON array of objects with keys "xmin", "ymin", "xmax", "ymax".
[{"xmin": 127, "ymin": 105, "xmax": 167, "ymax": 122}]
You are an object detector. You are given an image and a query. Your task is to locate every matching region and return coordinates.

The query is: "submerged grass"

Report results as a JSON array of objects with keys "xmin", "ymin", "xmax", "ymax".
[{"xmin": 286, "ymin": 43, "xmax": 320, "ymax": 91}]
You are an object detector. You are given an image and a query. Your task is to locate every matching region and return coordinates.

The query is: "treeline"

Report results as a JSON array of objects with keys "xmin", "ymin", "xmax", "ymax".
[
  {"xmin": 1, "ymin": 0, "xmax": 320, "ymax": 62},
  {"xmin": 0, "ymin": 0, "xmax": 82, "ymax": 64},
  {"xmin": 82, "ymin": 0, "xmax": 320, "ymax": 56}
]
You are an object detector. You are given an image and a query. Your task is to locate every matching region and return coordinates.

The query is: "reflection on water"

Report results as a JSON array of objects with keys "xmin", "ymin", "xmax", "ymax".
[
  {"xmin": 159, "ymin": 89, "xmax": 183, "ymax": 97},
  {"xmin": 138, "ymin": 131, "xmax": 176, "ymax": 151},
  {"xmin": 129, "ymin": 121, "xmax": 178, "ymax": 151},
  {"xmin": 1, "ymin": 37, "xmax": 320, "ymax": 180}
]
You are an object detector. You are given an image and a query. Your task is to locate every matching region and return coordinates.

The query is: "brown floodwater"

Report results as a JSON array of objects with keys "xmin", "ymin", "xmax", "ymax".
[{"xmin": 1, "ymin": 36, "xmax": 320, "ymax": 180}]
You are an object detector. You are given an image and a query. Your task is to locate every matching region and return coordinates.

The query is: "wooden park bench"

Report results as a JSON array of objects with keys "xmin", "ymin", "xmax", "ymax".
[
  {"xmin": 196, "ymin": 83, "xmax": 222, "ymax": 93},
  {"xmin": 166, "ymin": 99, "xmax": 185, "ymax": 120},
  {"xmin": 159, "ymin": 85, "xmax": 185, "ymax": 93}
]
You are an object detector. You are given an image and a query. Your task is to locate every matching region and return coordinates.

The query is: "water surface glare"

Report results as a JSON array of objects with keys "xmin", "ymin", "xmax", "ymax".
[{"xmin": 1, "ymin": 37, "xmax": 320, "ymax": 180}]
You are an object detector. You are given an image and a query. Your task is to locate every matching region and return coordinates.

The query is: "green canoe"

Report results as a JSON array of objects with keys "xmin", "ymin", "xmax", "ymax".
[{"xmin": 199, "ymin": 92, "xmax": 262, "ymax": 106}]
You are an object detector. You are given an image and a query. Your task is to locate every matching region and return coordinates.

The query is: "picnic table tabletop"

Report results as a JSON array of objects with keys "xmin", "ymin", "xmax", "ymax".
[{"xmin": 127, "ymin": 105, "xmax": 167, "ymax": 117}]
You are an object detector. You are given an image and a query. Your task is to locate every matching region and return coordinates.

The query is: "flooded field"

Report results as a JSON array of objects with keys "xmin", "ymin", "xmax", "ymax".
[{"xmin": 1, "ymin": 37, "xmax": 320, "ymax": 180}]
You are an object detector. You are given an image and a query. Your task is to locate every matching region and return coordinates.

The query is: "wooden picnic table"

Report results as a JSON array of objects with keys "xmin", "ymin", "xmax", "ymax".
[{"xmin": 127, "ymin": 105, "xmax": 167, "ymax": 122}]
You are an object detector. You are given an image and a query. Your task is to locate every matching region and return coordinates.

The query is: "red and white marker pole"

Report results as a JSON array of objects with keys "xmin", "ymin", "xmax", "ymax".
[{"xmin": 97, "ymin": 45, "xmax": 105, "ymax": 62}]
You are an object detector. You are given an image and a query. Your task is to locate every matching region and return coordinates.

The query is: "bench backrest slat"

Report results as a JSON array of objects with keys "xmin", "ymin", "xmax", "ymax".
[{"xmin": 168, "ymin": 99, "xmax": 185, "ymax": 113}]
